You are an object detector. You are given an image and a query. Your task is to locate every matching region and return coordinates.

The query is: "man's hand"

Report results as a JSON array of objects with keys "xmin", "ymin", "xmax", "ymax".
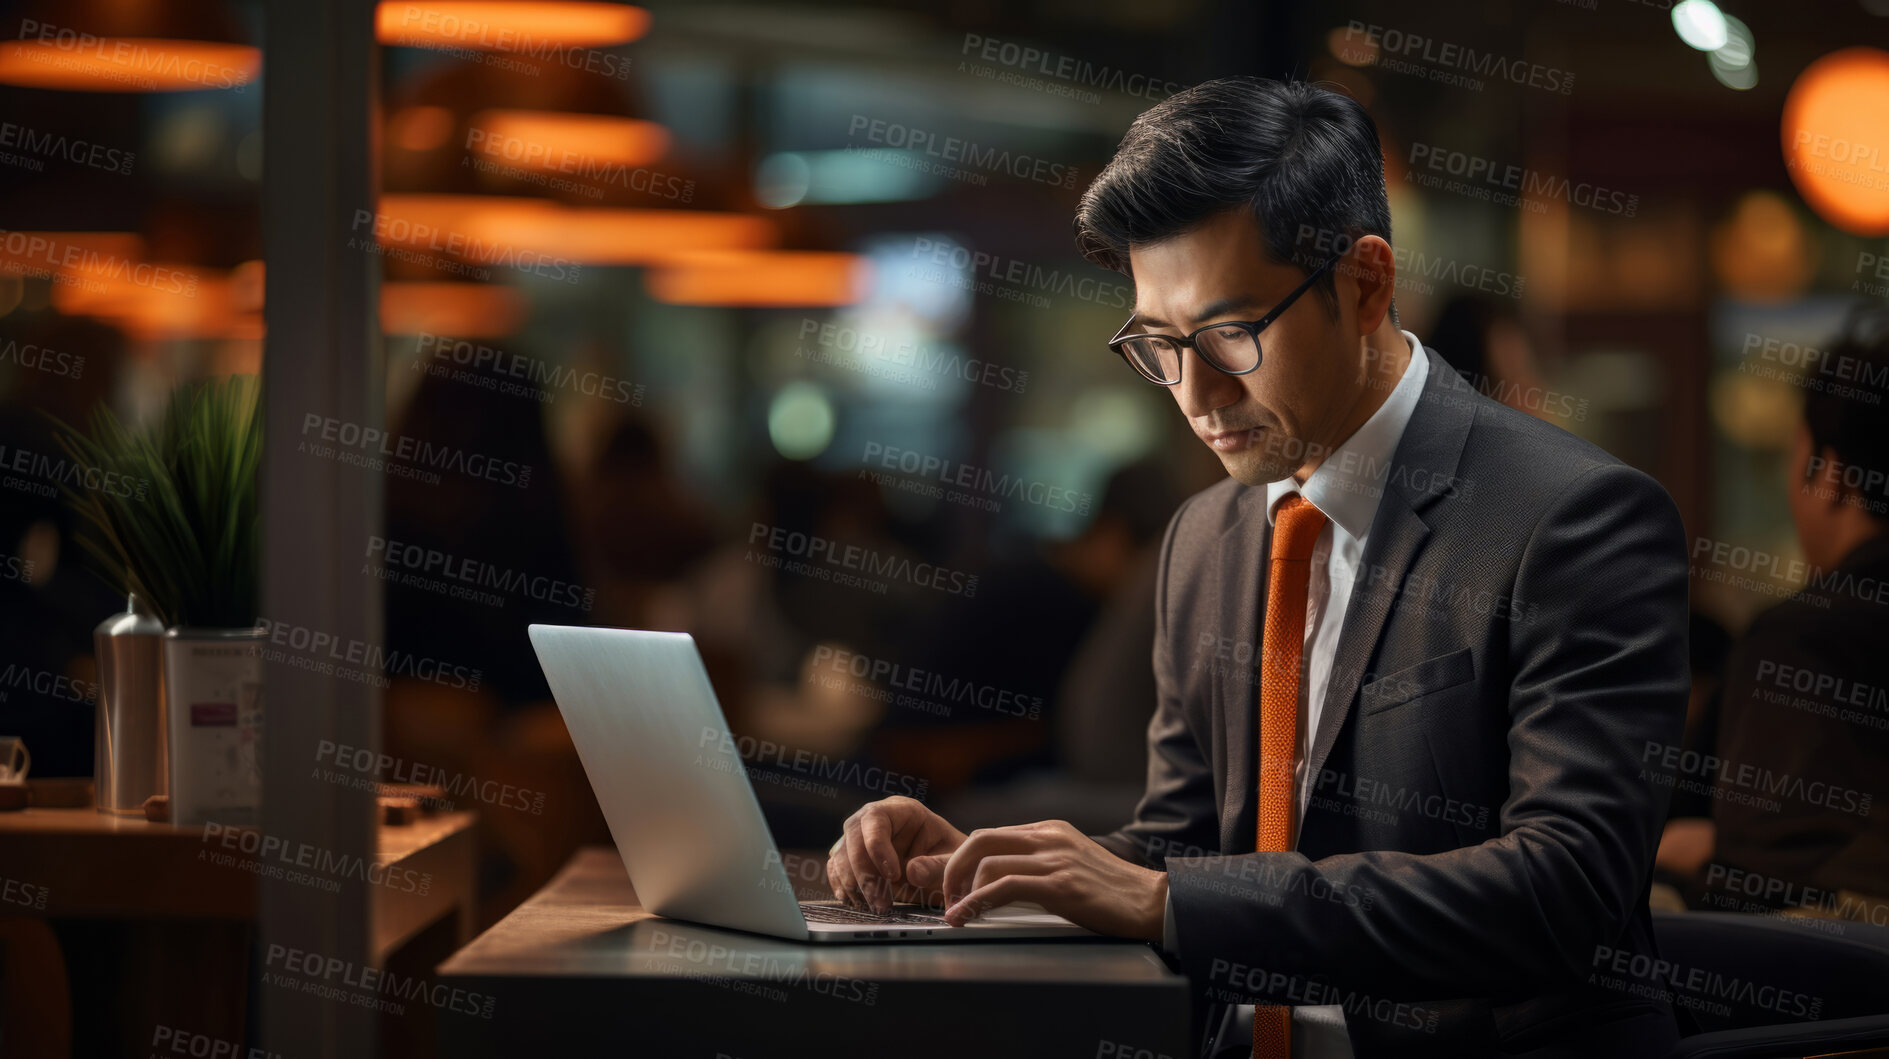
[
  {"xmin": 1657, "ymin": 817, "xmax": 1716, "ymax": 879},
  {"xmin": 827, "ymin": 795, "xmax": 967, "ymax": 913},
  {"xmin": 907, "ymin": 819, "xmax": 1168, "ymax": 941}
]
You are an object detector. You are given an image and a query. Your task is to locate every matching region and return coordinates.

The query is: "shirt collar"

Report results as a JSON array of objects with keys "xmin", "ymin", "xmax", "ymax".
[{"xmin": 1265, "ymin": 331, "xmax": 1430, "ymax": 537}]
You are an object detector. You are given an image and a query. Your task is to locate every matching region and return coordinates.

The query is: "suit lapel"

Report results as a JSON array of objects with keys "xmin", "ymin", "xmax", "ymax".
[
  {"xmin": 1305, "ymin": 346, "xmax": 1476, "ymax": 788},
  {"xmin": 1216, "ymin": 486, "xmax": 1269, "ymax": 855}
]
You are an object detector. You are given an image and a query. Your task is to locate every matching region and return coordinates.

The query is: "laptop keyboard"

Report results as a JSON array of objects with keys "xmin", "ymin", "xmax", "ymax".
[{"xmin": 799, "ymin": 901, "xmax": 950, "ymax": 926}]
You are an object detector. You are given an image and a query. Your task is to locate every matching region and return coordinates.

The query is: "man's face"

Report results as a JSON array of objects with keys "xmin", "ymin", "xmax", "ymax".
[{"xmin": 1125, "ymin": 209, "xmax": 1365, "ymax": 486}]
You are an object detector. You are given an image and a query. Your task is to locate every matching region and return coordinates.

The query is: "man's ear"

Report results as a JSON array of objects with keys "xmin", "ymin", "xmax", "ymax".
[{"xmin": 1348, "ymin": 235, "xmax": 1397, "ymax": 335}]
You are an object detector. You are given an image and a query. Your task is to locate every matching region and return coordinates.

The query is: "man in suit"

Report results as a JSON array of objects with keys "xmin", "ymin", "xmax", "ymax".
[{"xmin": 825, "ymin": 77, "xmax": 1690, "ymax": 1056}]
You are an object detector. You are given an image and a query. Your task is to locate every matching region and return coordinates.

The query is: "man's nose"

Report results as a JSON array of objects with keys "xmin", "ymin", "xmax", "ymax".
[{"xmin": 1171, "ymin": 349, "xmax": 1243, "ymax": 420}]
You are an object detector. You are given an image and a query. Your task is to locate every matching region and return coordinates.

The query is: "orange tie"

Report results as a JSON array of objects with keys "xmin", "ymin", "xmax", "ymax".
[{"xmin": 1255, "ymin": 494, "xmax": 1325, "ymax": 1059}]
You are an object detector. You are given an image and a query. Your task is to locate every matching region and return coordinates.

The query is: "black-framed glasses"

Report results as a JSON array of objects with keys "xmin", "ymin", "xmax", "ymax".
[{"xmin": 1107, "ymin": 250, "xmax": 1343, "ymax": 386}]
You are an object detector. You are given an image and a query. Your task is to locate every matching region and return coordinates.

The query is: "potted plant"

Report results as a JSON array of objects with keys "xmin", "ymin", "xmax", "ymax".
[{"xmin": 53, "ymin": 375, "xmax": 263, "ymax": 826}]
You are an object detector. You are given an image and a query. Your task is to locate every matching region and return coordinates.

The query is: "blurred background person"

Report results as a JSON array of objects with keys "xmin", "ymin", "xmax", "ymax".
[{"xmin": 1691, "ymin": 304, "xmax": 1889, "ymax": 920}]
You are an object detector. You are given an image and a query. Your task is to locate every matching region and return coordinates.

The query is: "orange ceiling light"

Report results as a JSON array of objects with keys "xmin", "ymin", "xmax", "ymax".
[
  {"xmin": 645, "ymin": 251, "xmax": 872, "ymax": 307},
  {"xmin": 1783, "ymin": 47, "xmax": 1889, "ymax": 236},
  {"xmin": 50, "ymin": 261, "xmax": 237, "ymax": 339},
  {"xmin": 381, "ymin": 281, "xmax": 527, "ymax": 336},
  {"xmin": 460, "ymin": 207, "xmax": 775, "ymax": 265},
  {"xmin": 372, "ymin": 194, "xmax": 775, "ymax": 267},
  {"xmin": 370, "ymin": 193, "xmax": 565, "ymax": 252},
  {"xmin": 376, "ymin": 2, "xmax": 649, "ymax": 49},
  {"xmin": 468, "ymin": 109, "xmax": 670, "ymax": 169},
  {"xmin": 0, "ymin": 39, "xmax": 258, "ymax": 92}
]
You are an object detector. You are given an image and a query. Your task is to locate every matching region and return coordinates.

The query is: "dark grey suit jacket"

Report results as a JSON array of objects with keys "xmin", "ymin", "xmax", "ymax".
[{"xmin": 1094, "ymin": 346, "xmax": 1691, "ymax": 1057}]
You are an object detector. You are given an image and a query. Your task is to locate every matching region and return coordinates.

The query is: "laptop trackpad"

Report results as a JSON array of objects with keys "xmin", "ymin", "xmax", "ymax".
[{"xmin": 959, "ymin": 901, "xmax": 1077, "ymax": 927}]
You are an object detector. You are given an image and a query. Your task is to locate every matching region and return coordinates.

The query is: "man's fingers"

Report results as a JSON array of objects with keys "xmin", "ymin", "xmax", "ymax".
[
  {"xmin": 940, "ymin": 828, "xmax": 1041, "ymax": 906},
  {"xmin": 827, "ymin": 847, "xmax": 863, "ymax": 909},
  {"xmin": 905, "ymin": 853, "xmax": 946, "ymax": 888},
  {"xmin": 843, "ymin": 817, "xmax": 886, "ymax": 913},
  {"xmin": 958, "ymin": 854, "xmax": 1051, "ymax": 906},
  {"xmin": 857, "ymin": 804, "xmax": 904, "ymax": 884},
  {"xmin": 944, "ymin": 873, "xmax": 1052, "ymax": 927}
]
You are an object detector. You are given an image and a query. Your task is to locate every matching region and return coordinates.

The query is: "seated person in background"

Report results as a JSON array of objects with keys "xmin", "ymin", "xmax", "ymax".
[{"xmin": 1699, "ymin": 305, "xmax": 1889, "ymax": 920}]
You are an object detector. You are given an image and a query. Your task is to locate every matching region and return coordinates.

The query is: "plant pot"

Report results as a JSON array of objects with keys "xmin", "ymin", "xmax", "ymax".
[{"xmin": 163, "ymin": 627, "xmax": 264, "ymax": 827}]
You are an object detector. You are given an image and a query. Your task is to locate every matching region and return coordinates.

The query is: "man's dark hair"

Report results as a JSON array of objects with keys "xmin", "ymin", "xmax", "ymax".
[
  {"xmin": 1074, "ymin": 76, "xmax": 1396, "ymax": 326},
  {"xmin": 1801, "ymin": 303, "xmax": 1889, "ymax": 521}
]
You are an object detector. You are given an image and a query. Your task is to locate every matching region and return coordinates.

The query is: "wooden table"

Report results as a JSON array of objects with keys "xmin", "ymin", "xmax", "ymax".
[
  {"xmin": 0, "ymin": 807, "xmax": 477, "ymax": 1056},
  {"xmin": 436, "ymin": 847, "xmax": 1192, "ymax": 1059}
]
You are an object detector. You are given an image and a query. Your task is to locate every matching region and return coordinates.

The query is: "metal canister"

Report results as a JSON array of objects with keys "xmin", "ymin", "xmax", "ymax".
[{"xmin": 93, "ymin": 593, "xmax": 167, "ymax": 814}]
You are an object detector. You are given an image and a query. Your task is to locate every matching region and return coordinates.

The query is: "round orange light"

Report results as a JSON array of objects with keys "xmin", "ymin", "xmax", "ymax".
[{"xmin": 1782, "ymin": 47, "xmax": 1889, "ymax": 236}]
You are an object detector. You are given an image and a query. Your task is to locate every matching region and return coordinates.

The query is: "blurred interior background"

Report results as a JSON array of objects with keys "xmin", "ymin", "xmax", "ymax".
[{"xmin": 3, "ymin": 0, "xmax": 1888, "ymax": 943}]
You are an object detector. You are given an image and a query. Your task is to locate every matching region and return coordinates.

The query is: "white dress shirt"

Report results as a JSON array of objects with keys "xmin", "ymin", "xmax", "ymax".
[{"xmin": 1166, "ymin": 332, "xmax": 1430, "ymax": 1059}]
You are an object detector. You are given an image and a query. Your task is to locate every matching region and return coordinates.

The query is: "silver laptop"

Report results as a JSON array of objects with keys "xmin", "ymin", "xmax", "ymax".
[{"xmin": 527, "ymin": 624, "xmax": 1095, "ymax": 943}]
